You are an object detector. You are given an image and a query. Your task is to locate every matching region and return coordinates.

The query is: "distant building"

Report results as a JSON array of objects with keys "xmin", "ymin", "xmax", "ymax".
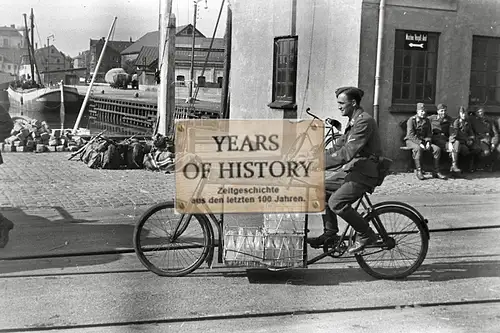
[
  {"xmin": 89, "ymin": 38, "xmax": 134, "ymax": 81},
  {"xmin": 72, "ymin": 50, "xmax": 91, "ymax": 80},
  {"xmin": 17, "ymin": 43, "xmax": 73, "ymax": 84},
  {"xmin": 0, "ymin": 25, "xmax": 24, "ymax": 48},
  {"xmin": 0, "ymin": 25, "xmax": 27, "ymax": 79},
  {"xmin": 120, "ymin": 24, "xmax": 225, "ymax": 87}
]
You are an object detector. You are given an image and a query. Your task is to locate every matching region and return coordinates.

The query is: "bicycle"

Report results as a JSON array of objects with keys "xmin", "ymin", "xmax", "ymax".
[{"xmin": 133, "ymin": 111, "xmax": 430, "ymax": 279}]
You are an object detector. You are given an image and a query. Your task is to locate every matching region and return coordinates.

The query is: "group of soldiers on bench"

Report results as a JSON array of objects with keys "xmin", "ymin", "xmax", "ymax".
[{"xmin": 405, "ymin": 103, "xmax": 500, "ymax": 180}]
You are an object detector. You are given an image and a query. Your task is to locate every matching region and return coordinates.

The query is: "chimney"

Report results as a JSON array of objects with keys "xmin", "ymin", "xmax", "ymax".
[
  {"xmin": 35, "ymin": 42, "xmax": 38, "ymax": 49},
  {"xmin": 130, "ymin": 37, "xmax": 132, "ymax": 42}
]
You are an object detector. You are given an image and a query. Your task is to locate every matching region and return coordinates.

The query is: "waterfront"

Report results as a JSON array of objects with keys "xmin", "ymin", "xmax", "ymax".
[{"xmin": 2, "ymin": 83, "xmax": 222, "ymax": 137}]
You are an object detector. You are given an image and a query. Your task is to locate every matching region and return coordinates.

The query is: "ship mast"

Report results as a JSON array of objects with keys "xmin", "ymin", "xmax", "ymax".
[
  {"xmin": 22, "ymin": 13, "xmax": 35, "ymax": 83},
  {"xmin": 30, "ymin": 9, "xmax": 44, "ymax": 86}
]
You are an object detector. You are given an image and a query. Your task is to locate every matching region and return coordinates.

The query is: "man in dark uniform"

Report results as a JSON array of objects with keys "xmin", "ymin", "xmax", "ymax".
[
  {"xmin": 0, "ymin": 103, "xmax": 14, "ymax": 248},
  {"xmin": 307, "ymin": 87, "xmax": 378, "ymax": 254},
  {"xmin": 449, "ymin": 106, "xmax": 480, "ymax": 172},
  {"xmin": 429, "ymin": 103, "xmax": 459, "ymax": 172},
  {"xmin": 470, "ymin": 107, "xmax": 500, "ymax": 171},
  {"xmin": 405, "ymin": 103, "xmax": 447, "ymax": 180}
]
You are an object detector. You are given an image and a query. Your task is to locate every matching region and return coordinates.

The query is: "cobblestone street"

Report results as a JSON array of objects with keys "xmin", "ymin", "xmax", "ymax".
[{"xmin": 1, "ymin": 152, "xmax": 499, "ymax": 210}]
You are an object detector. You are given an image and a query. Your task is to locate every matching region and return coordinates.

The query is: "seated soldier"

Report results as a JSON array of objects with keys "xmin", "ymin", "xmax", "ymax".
[
  {"xmin": 449, "ymin": 106, "xmax": 481, "ymax": 172},
  {"xmin": 470, "ymin": 107, "xmax": 500, "ymax": 171},
  {"xmin": 429, "ymin": 103, "xmax": 458, "ymax": 172},
  {"xmin": 404, "ymin": 103, "xmax": 447, "ymax": 180}
]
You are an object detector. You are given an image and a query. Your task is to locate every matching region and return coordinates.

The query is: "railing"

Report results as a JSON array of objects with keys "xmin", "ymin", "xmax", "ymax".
[{"xmin": 87, "ymin": 96, "xmax": 220, "ymax": 136}]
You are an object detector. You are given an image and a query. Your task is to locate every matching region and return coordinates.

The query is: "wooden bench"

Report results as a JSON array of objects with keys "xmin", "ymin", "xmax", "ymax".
[{"xmin": 399, "ymin": 145, "xmax": 414, "ymax": 171}]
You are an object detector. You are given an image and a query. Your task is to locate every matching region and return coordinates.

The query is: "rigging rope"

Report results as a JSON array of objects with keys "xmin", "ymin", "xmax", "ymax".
[{"xmin": 191, "ymin": 0, "xmax": 225, "ymax": 104}]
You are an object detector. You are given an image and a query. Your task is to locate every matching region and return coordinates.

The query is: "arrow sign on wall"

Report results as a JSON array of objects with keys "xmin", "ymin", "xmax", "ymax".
[
  {"xmin": 408, "ymin": 43, "xmax": 424, "ymax": 49},
  {"xmin": 404, "ymin": 30, "xmax": 428, "ymax": 51}
]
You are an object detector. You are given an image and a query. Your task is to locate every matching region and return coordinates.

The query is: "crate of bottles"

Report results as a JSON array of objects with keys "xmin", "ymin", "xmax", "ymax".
[{"xmin": 223, "ymin": 213, "xmax": 306, "ymax": 268}]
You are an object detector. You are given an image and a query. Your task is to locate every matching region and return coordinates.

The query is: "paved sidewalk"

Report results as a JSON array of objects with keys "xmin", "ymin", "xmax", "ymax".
[{"xmin": 1, "ymin": 152, "xmax": 499, "ymax": 209}]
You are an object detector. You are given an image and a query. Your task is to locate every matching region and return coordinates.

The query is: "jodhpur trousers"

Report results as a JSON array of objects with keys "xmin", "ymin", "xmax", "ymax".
[{"xmin": 322, "ymin": 173, "xmax": 372, "ymax": 235}]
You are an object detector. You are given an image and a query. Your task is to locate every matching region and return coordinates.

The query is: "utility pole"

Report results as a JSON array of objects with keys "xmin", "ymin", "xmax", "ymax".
[
  {"xmin": 157, "ymin": 0, "xmax": 175, "ymax": 136},
  {"xmin": 221, "ymin": 3, "xmax": 232, "ymax": 120},
  {"xmin": 188, "ymin": 0, "xmax": 207, "ymax": 103}
]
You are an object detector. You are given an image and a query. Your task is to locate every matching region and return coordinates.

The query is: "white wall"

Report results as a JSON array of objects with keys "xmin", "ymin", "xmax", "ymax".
[{"xmin": 229, "ymin": 0, "xmax": 363, "ymax": 123}]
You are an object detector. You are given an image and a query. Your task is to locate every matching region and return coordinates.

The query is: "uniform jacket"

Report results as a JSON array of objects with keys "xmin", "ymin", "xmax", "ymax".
[
  {"xmin": 324, "ymin": 107, "xmax": 382, "ymax": 188},
  {"xmin": 0, "ymin": 104, "xmax": 14, "ymax": 166},
  {"xmin": 428, "ymin": 114, "xmax": 453, "ymax": 137},
  {"xmin": 470, "ymin": 115, "xmax": 499, "ymax": 145},
  {"xmin": 404, "ymin": 116, "xmax": 432, "ymax": 144},
  {"xmin": 449, "ymin": 117, "xmax": 475, "ymax": 144}
]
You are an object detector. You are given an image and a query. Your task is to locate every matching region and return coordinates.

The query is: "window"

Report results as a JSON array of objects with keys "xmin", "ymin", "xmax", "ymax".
[
  {"xmin": 269, "ymin": 36, "xmax": 298, "ymax": 109},
  {"xmin": 3, "ymin": 39, "xmax": 8, "ymax": 47},
  {"xmin": 392, "ymin": 30, "xmax": 439, "ymax": 105},
  {"xmin": 217, "ymin": 76, "xmax": 223, "ymax": 88},
  {"xmin": 470, "ymin": 36, "xmax": 500, "ymax": 106},
  {"xmin": 176, "ymin": 75, "xmax": 185, "ymax": 86},
  {"xmin": 197, "ymin": 76, "xmax": 206, "ymax": 87}
]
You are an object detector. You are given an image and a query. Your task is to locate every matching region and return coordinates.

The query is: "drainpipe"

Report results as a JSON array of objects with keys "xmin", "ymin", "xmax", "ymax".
[{"xmin": 373, "ymin": 0, "xmax": 386, "ymax": 124}]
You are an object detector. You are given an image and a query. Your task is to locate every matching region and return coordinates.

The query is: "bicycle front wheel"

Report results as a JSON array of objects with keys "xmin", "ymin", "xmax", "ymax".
[
  {"xmin": 133, "ymin": 202, "xmax": 212, "ymax": 277},
  {"xmin": 356, "ymin": 206, "xmax": 429, "ymax": 279}
]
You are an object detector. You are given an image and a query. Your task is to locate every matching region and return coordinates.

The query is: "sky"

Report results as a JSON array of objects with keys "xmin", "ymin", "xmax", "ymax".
[{"xmin": 0, "ymin": 0, "xmax": 227, "ymax": 57}]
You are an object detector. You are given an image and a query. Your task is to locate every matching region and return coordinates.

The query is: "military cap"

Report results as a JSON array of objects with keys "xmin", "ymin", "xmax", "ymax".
[
  {"xmin": 437, "ymin": 103, "xmax": 447, "ymax": 110},
  {"xmin": 335, "ymin": 86, "xmax": 364, "ymax": 99},
  {"xmin": 416, "ymin": 103, "xmax": 425, "ymax": 111}
]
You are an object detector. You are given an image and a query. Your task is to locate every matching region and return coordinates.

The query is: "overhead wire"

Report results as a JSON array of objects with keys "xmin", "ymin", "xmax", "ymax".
[{"xmin": 299, "ymin": 0, "xmax": 316, "ymax": 119}]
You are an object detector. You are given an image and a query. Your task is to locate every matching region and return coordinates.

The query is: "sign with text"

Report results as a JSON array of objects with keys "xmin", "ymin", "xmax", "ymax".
[
  {"xmin": 404, "ymin": 30, "xmax": 428, "ymax": 51},
  {"xmin": 174, "ymin": 119, "xmax": 325, "ymax": 214}
]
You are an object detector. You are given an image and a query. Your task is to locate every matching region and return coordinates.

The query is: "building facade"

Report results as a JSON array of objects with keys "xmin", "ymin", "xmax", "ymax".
[
  {"xmin": 0, "ymin": 25, "xmax": 26, "ymax": 78},
  {"xmin": 121, "ymin": 24, "xmax": 225, "ymax": 87},
  {"xmin": 228, "ymin": 0, "xmax": 500, "ymax": 167},
  {"xmin": 89, "ymin": 38, "xmax": 134, "ymax": 81}
]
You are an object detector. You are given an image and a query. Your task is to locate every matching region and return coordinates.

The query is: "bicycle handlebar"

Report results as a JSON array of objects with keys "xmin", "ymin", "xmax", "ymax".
[{"xmin": 305, "ymin": 108, "xmax": 342, "ymax": 132}]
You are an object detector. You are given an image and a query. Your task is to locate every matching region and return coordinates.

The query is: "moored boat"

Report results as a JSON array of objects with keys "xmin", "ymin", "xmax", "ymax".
[{"xmin": 7, "ymin": 84, "xmax": 83, "ymax": 128}]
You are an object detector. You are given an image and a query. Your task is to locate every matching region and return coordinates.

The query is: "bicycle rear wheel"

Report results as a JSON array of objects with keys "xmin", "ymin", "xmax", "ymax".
[
  {"xmin": 356, "ymin": 206, "xmax": 429, "ymax": 279},
  {"xmin": 133, "ymin": 202, "xmax": 212, "ymax": 277}
]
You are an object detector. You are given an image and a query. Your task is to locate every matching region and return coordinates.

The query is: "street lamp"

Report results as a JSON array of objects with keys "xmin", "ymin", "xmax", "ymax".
[{"xmin": 188, "ymin": 0, "xmax": 208, "ymax": 102}]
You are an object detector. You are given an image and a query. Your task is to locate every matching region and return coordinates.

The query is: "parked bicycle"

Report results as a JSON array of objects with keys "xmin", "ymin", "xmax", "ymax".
[{"xmin": 133, "ymin": 110, "xmax": 430, "ymax": 279}]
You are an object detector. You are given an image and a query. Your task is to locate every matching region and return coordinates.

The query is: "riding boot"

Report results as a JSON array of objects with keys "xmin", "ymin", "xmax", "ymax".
[
  {"xmin": 347, "ymin": 227, "xmax": 377, "ymax": 254},
  {"xmin": 469, "ymin": 155, "xmax": 476, "ymax": 173},
  {"xmin": 307, "ymin": 206, "xmax": 339, "ymax": 247},
  {"xmin": 432, "ymin": 159, "xmax": 448, "ymax": 180},
  {"xmin": 414, "ymin": 159, "xmax": 425, "ymax": 180},
  {"xmin": 450, "ymin": 152, "xmax": 462, "ymax": 173}
]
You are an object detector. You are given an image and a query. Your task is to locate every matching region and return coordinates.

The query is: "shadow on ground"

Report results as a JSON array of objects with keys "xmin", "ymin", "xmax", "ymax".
[
  {"xmin": 0, "ymin": 206, "xmax": 135, "ymax": 274},
  {"xmin": 221, "ymin": 260, "xmax": 500, "ymax": 285}
]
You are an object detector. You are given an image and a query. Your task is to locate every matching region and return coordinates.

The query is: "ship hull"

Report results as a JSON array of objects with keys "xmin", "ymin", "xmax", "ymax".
[{"xmin": 7, "ymin": 86, "xmax": 87, "ymax": 129}]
